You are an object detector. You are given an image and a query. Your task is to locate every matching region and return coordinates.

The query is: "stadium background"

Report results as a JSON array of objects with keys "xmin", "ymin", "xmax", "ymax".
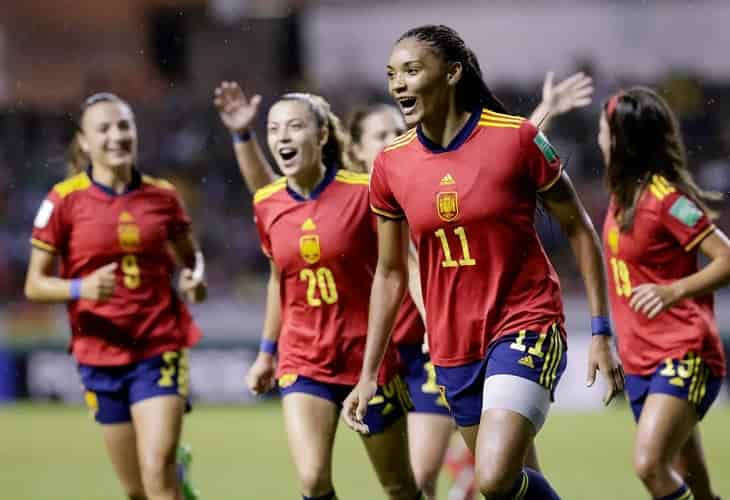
[{"xmin": 0, "ymin": 1, "xmax": 728, "ymax": 498}]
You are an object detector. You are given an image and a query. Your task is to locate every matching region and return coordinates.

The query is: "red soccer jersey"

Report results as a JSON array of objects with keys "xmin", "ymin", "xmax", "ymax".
[
  {"xmin": 30, "ymin": 170, "xmax": 202, "ymax": 366},
  {"xmin": 253, "ymin": 168, "xmax": 400, "ymax": 385},
  {"xmin": 370, "ymin": 108, "xmax": 565, "ymax": 367},
  {"xmin": 392, "ymin": 293, "xmax": 425, "ymax": 345},
  {"xmin": 603, "ymin": 175, "xmax": 725, "ymax": 377}
]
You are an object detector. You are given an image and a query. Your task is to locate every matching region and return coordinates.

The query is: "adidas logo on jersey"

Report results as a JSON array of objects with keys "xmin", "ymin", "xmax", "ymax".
[
  {"xmin": 518, "ymin": 355, "xmax": 535, "ymax": 369},
  {"xmin": 301, "ymin": 218, "xmax": 316, "ymax": 231},
  {"xmin": 440, "ymin": 173, "xmax": 456, "ymax": 186}
]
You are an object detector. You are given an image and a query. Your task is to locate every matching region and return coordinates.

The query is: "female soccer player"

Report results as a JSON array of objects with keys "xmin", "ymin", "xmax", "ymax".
[
  {"xmin": 343, "ymin": 25, "xmax": 624, "ymax": 500},
  {"xmin": 230, "ymin": 91, "xmax": 420, "ymax": 500},
  {"xmin": 215, "ymin": 69, "xmax": 594, "ymax": 499},
  {"xmin": 25, "ymin": 93, "xmax": 205, "ymax": 500},
  {"xmin": 600, "ymin": 87, "xmax": 728, "ymax": 500}
]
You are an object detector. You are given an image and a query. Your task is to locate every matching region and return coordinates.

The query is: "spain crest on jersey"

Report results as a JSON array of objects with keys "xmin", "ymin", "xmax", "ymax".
[
  {"xmin": 299, "ymin": 235, "xmax": 321, "ymax": 264},
  {"xmin": 437, "ymin": 191, "xmax": 459, "ymax": 222}
]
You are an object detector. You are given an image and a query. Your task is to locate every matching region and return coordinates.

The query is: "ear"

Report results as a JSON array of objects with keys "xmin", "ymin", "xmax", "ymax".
[
  {"xmin": 319, "ymin": 124, "xmax": 330, "ymax": 147},
  {"xmin": 77, "ymin": 133, "xmax": 90, "ymax": 155},
  {"xmin": 446, "ymin": 62, "xmax": 463, "ymax": 87}
]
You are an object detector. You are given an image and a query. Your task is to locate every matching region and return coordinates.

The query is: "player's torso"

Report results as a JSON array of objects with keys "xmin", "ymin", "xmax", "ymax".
[{"xmin": 384, "ymin": 124, "xmax": 562, "ymax": 365}]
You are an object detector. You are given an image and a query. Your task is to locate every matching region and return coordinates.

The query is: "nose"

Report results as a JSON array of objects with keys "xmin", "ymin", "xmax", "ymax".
[{"xmin": 390, "ymin": 74, "xmax": 406, "ymax": 94}]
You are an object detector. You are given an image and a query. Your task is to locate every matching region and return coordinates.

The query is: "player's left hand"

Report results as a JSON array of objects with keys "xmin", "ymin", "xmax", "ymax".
[
  {"xmin": 179, "ymin": 268, "xmax": 207, "ymax": 303},
  {"xmin": 586, "ymin": 335, "xmax": 624, "ymax": 405},
  {"xmin": 541, "ymin": 71, "xmax": 594, "ymax": 117},
  {"xmin": 629, "ymin": 283, "xmax": 680, "ymax": 319}
]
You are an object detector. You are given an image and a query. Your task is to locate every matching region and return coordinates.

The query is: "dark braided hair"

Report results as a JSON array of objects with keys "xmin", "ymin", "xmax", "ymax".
[
  {"xmin": 397, "ymin": 25, "xmax": 508, "ymax": 114},
  {"xmin": 604, "ymin": 86, "xmax": 721, "ymax": 230}
]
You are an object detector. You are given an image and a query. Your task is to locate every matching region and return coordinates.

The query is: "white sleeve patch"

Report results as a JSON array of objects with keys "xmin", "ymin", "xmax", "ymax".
[{"xmin": 34, "ymin": 200, "xmax": 54, "ymax": 228}]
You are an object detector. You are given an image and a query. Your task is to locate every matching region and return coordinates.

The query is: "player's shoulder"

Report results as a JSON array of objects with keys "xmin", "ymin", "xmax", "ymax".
[
  {"xmin": 51, "ymin": 172, "xmax": 92, "ymax": 200},
  {"xmin": 334, "ymin": 169, "xmax": 370, "ymax": 187},
  {"xmin": 253, "ymin": 177, "xmax": 288, "ymax": 205},
  {"xmin": 477, "ymin": 108, "xmax": 526, "ymax": 133},
  {"xmin": 382, "ymin": 127, "xmax": 418, "ymax": 154},
  {"xmin": 141, "ymin": 174, "xmax": 178, "ymax": 192},
  {"xmin": 642, "ymin": 174, "xmax": 683, "ymax": 212}
]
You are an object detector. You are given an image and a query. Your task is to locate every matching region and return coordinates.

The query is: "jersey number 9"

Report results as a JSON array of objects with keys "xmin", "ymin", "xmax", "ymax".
[{"xmin": 121, "ymin": 254, "xmax": 141, "ymax": 289}]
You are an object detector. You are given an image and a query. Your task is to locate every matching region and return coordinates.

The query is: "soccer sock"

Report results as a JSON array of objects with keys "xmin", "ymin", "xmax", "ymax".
[
  {"xmin": 302, "ymin": 491, "xmax": 336, "ymax": 500},
  {"xmin": 655, "ymin": 483, "xmax": 694, "ymax": 500},
  {"xmin": 481, "ymin": 468, "xmax": 561, "ymax": 500}
]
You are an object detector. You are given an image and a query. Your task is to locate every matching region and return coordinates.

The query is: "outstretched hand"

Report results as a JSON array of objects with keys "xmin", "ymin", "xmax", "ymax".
[
  {"xmin": 541, "ymin": 71, "xmax": 594, "ymax": 117},
  {"xmin": 214, "ymin": 81, "xmax": 262, "ymax": 134}
]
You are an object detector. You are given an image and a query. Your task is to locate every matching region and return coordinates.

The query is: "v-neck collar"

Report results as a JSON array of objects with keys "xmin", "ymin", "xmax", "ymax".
[
  {"xmin": 286, "ymin": 165, "xmax": 338, "ymax": 202},
  {"xmin": 87, "ymin": 167, "xmax": 142, "ymax": 197},
  {"xmin": 416, "ymin": 107, "xmax": 481, "ymax": 154}
]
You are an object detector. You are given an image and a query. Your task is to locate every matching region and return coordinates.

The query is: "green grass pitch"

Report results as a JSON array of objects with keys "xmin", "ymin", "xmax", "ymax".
[{"xmin": 1, "ymin": 402, "xmax": 728, "ymax": 499}]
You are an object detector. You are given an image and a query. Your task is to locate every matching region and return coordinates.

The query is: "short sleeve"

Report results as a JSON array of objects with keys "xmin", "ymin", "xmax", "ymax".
[
  {"xmin": 369, "ymin": 153, "xmax": 404, "ymax": 219},
  {"xmin": 30, "ymin": 191, "xmax": 68, "ymax": 253},
  {"xmin": 520, "ymin": 121, "xmax": 562, "ymax": 193},
  {"xmin": 660, "ymin": 191, "xmax": 715, "ymax": 252},
  {"xmin": 167, "ymin": 190, "xmax": 192, "ymax": 240},
  {"xmin": 253, "ymin": 206, "xmax": 273, "ymax": 258}
]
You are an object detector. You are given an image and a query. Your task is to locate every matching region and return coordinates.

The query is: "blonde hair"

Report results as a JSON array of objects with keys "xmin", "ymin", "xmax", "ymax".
[{"xmin": 280, "ymin": 92, "xmax": 354, "ymax": 171}]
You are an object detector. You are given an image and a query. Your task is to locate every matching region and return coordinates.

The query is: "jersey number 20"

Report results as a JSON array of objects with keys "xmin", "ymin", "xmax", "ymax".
[{"xmin": 299, "ymin": 267, "xmax": 338, "ymax": 306}]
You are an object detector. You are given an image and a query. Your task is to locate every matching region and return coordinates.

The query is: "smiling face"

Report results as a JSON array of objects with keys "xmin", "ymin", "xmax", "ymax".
[
  {"xmin": 266, "ymin": 99, "xmax": 325, "ymax": 178},
  {"xmin": 78, "ymin": 100, "xmax": 137, "ymax": 170},
  {"xmin": 351, "ymin": 107, "xmax": 405, "ymax": 172},
  {"xmin": 387, "ymin": 37, "xmax": 458, "ymax": 127}
]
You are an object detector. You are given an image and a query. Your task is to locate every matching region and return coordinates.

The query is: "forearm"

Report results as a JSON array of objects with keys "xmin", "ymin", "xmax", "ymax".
[
  {"xmin": 529, "ymin": 102, "xmax": 553, "ymax": 131},
  {"xmin": 261, "ymin": 273, "xmax": 282, "ymax": 342},
  {"xmin": 25, "ymin": 275, "xmax": 75, "ymax": 303},
  {"xmin": 567, "ymin": 220, "xmax": 610, "ymax": 317},
  {"xmin": 407, "ymin": 245, "xmax": 426, "ymax": 320},
  {"xmin": 361, "ymin": 265, "xmax": 407, "ymax": 380},
  {"xmin": 233, "ymin": 136, "xmax": 277, "ymax": 193},
  {"xmin": 672, "ymin": 254, "xmax": 730, "ymax": 301}
]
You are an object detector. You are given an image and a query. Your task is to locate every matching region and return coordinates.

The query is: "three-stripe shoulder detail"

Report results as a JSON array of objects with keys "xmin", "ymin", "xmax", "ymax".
[
  {"xmin": 383, "ymin": 128, "xmax": 417, "ymax": 152},
  {"xmin": 478, "ymin": 109, "xmax": 524, "ymax": 129},
  {"xmin": 253, "ymin": 178, "xmax": 287, "ymax": 204},
  {"xmin": 335, "ymin": 170, "xmax": 370, "ymax": 185}
]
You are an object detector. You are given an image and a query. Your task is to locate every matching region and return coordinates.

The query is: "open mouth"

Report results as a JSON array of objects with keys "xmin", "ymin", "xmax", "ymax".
[
  {"xmin": 278, "ymin": 147, "xmax": 298, "ymax": 162},
  {"xmin": 397, "ymin": 97, "xmax": 417, "ymax": 114}
]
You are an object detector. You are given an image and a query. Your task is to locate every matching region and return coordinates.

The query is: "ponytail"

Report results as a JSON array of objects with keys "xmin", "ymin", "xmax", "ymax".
[{"xmin": 65, "ymin": 134, "xmax": 88, "ymax": 177}]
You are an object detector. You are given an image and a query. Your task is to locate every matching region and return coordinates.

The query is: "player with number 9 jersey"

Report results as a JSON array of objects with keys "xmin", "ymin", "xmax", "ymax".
[{"xmin": 31, "ymin": 170, "xmax": 202, "ymax": 366}]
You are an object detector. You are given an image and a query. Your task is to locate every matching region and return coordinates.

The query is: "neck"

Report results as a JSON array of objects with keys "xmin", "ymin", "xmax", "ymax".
[
  {"xmin": 288, "ymin": 162, "xmax": 327, "ymax": 198},
  {"xmin": 420, "ymin": 98, "xmax": 472, "ymax": 148},
  {"xmin": 91, "ymin": 163, "xmax": 133, "ymax": 194}
]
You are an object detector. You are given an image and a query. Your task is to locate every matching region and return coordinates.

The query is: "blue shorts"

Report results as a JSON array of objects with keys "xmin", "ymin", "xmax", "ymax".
[
  {"xmin": 78, "ymin": 350, "xmax": 191, "ymax": 424},
  {"xmin": 625, "ymin": 354, "xmax": 723, "ymax": 422},
  {"xmin": 397, "ymin": 343, "xmax": 451, "ymax": 416},
  {"xmin": 434, "ymin": 325, "xmax": 567, "ymax": 428},
  {"xmin": 278, "ymin": 374, "xmax": 411, "ymax": 434}
]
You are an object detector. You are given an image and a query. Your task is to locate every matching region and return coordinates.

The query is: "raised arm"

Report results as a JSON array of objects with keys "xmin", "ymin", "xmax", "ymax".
[
  {"xmin": 529, "ymin": 71, "xmax": 593, "ymax": 132},
  {"xmin": 246, "ymin": 259, "xmax": 282, "ymax": 395},
  {"xmin": 343, "ymin": 216, "xmax": 409, "ymax": 433},
  {"xmin": 214, "ymin": 81, "xmax": 278, "ymax": 192},
  {"xmin": 540, "ymin": 172, "xmax": 624, "ymax": 404}
]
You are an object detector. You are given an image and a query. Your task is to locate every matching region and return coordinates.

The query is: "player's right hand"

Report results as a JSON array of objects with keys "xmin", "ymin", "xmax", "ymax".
[
  {"xmin": 246, "ymin": 353, "xmax": 277, "ymax": 395},
  {"xmin": 80, "ymin": 262, "xmax": 117, "ymax": 301},
  {"xmin": 342, "ymin": 378, "xmax": 378, "ymax": 434},
  {"xmin": 214, "ymin": 81, "xmax": 262, "ymax": 134}
]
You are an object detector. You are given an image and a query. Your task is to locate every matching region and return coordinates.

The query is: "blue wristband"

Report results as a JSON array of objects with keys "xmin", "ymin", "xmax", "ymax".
[
  {"xmin": 232, "ymin": 129, "xmax": 253, "ymax": 144},
  {"xmin": 260, "ymin": 338, "xmax": 277, "ymax": 355},
  {"xmin": 591, "ymin": 316, "xmax": 612, "ymax": 337},
  {"xmin": 70, "ymin": 278, "xmax": 82, "ymax": 300}
]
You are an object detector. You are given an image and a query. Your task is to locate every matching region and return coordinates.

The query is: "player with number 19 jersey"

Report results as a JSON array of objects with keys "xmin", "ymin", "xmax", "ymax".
[
  {"xmin": 370, "ymin": 108, "xmax": 565, "ymax": 369},
  {"xmin": 603, "ymin": 175, "xmax": 726, "ymax": 378},
  {"xmin": 30, "ymin": 170, "xmax": 202, "ymax": 366},
  {"xmin": 253, "ymin": 168, "xmax": 400, "ymax": 386}
]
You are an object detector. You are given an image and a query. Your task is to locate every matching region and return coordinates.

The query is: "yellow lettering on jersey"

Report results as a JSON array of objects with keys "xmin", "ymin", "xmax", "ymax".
[
  {"xmin": 121, "ymin": 254, "xmax": 141, "ymax": 289},
  {"xmin": 301, "ymin": 218, "xmax": 316, "ymax": 231},
  {"xmin": 118, "ymin": 212, "xmax": 141, "ymax": 252},
  {"xmin": 607, "ymin": 227, "xmax": 620, "ymax": 254},
  {"xmin": 299, "ymin": 235, "xmax": 321, "ymax": 264},
  {"xmin": 435, "ymin": 226, "xmax": 476, "ymax": 268},
  {"xmin": 518, "ymin": 355, "xmax": 535, "ymax": 369},
  {"xmin": 440, "ymin": 173, "xmax": 456, "ymax": 186},
  {"xmin": 299, "ymin": 267, "xmax": 338, "ymax": 307},
  {"xmin": 436, "ymin": 192, "xmax": 459, "ymax": 221},
  {"xmin": 609, "ymin": 257, "xmax": 632, "ymax": 297}
]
